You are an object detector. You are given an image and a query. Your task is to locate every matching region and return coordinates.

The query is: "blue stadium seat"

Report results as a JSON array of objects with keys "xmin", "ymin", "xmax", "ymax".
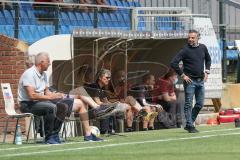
[
  {"xmin": 88, "ymin": 12, "xmax": 94, "ymax": 21},
  {"xmin": 19, "ymin": 25, "xmax": 34, "ymax": 44},
  {"xmin": 44, "ymin": 25, "xmax": 54, "ymax": 36},
  {"xmin": 108, "ymin": 0, "xmax": 116, "ymax": 6},
  {"xmin": 127, "ymin": 2, "xmax": 134, "ymax": 7},
  {"xmin": 82, "ymin": 12, "xmax": 93, "ymax": 27},
  {"xmin": 122, "ymin": 13, "xmax": 131, "ymax": 27},
  {"xmin": 74, "ymin": 12, "xmax": 84, "ymax": 26},
  {"xmin": 67, "ymin": 11, "xmax": 78, "ymax": 26},
  {"xmin": 28, "ymin": 25, "xmax": 41, "ymax": 42},
  {"xmin": 20, "ymin": 10, "xmax": 30, "ymax": 25},
  {"xmin": 133, "ymin": 2, "xmax": 141, "ymax": 7},
  {"xmin": 60, "ymin": 25, "xmax": 70, "ymax": 34},
  {"xmin": 37, "ymin": 25, "xmax": 50, "ymax": 38},
  {"xmin": 26, "ymin": 10, "xmax": 37, "ymax": 24},
  {"xmin": 115, "ymin": 1, "xmax": 126, "ymax": 13},
  {"xmin": 0, "ymin": 26, "xmax": 7, "ymax": 35},
  {"xmin": 175, "ymin": 21, "xmax": 183, "ymax": 31},
  {"xmin": 109, "ymin": 13, "xmax": 119, "ymax": 28},
  {"xmin": 3, "ymin": 10, "xmax": 14, "ymax": 25},
  {"xmin": 1, "ymin": 25, "xmax": 14, "ymax": 37},
  {"xmin": 0, "ymin": 11, "xmax": 7, "ymax": 25},
  {"xmin": 98, "ymin": 13, "xmax": 108, "ymax": 28},
  {"xmin": 157, "ymin": 17, "xmax": 172, "ymax": 30},
  {"xmin": 165, "ymin": 17, "xmax": 173, "ymax": 30},
  {"xmin": 60, "ymin": 12, "xmax": 71, "ymax": 25},
  {"xmin": 122, "ymin": 1, "xmax": 130, "ymax": 7},
  {"xmin": 19, "ymin": 0, "xmax": 34, "ymax": 11},
  {"xmin": 115, "ymin": 13, "xmax": 128, "ymax": 30},
  {"xmin": 115, "ymin": 0, "xmax": 123, "ymax": 6},
  {"xmin": 103, "ymin": 13, "xmax": 114, "ymax": 28},
  {"xmin": 138, "ymin": 17, "xmax": 145, "ymax": 31}
]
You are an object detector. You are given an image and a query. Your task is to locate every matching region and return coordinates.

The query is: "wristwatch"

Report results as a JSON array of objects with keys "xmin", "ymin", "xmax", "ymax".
[{"xmin": 205, "ymin": 70, "xmax": 210, "ymax": 74}]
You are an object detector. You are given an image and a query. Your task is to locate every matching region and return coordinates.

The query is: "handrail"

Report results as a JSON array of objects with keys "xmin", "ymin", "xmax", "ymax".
[
  {"xmin": 137, "ymin": 14, "xmax": 209, "ymax": 18},
  {"xmin": 136, "ymin": 7, "xmax": 190, "ymax": 12},
  {"xmin": 219, "ymin": 0, "xmax": 240, "ymax": 9},
  {"xmin": 0, "ymin": 0, "xmax": 211, "ymax": 42}
]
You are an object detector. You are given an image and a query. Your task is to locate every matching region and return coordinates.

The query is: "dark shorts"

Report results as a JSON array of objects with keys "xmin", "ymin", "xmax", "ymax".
[
  {"xmin": 20, "ymin": 98, "xmax": 74, "ymax": 117},
  {"xmin": 56, "ymin": 98, "xmax": 74, "ymax": 117}
]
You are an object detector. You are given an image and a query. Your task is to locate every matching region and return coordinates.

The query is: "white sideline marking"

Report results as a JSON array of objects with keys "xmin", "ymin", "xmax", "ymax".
[
  {"xmin": 0, "ymin": 139, "xmax": 111, "ymax": 151},
  {"xmin": 1, "ymin": 131, "xmax": 240, "ymax": 158},
  {"xmin": 201, "ymin": 128, "xmax": 240, "ymax": 133},
  {"xmin": 0, "ymin": 127, "xmax": 239, "ymax": 152}
]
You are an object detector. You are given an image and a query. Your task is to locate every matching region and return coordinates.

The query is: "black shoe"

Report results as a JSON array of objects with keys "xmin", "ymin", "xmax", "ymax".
[
  {"xmin": 184, "ymin": 126, "xmax": 199, "ymax": 133},
  {"xmin": 176, "ymin": 123, "xmax": 182, "ymax": 128},
  {"xmin": 142, "ymin": 128, "xmax": 148, "ymax": 131},
  {"xmin": 95, "ymin": 105, "xmax": 116, "ymax": 118},
  {"xmin": 84, "ymin": 133, "xmax": 103, "ymax": 141},
  {"xmin": 148, "ymin": 127, "xmax": 154, "ymax": 130},
  {"xmin": 137, "ymin": 109, "xmax": 148, "ymax": 118},
  {"xmin": 56, "ymin": 103, "xmax": 68, "ymax": 121},
  {"xmin": 125, "ymin": 127, "xmax": 133, "ymax": 132}
]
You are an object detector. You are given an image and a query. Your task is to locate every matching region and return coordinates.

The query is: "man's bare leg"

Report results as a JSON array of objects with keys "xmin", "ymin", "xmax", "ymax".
[
  {"xmin": 126, "ymin": 106, "xmax": 133, "ymax": 128},
  {"xmin": 70, "ymin": 87, "xmax": 99, "ymax": 108},
  {"xmin": 72, "ymin": 99, "xmax": 91, "ymax": 136},
  {"xmin": 149, "ymin": 107, "xmax": 157, "ymax": 129},
  {"xmin": 124, "ymin": 96, "xmax": 142, "ymax": 112}
]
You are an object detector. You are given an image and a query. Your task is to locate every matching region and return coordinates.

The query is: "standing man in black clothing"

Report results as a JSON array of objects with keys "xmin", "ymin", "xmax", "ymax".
[{"xmin": 171, "ymin": 29, "xmax": 211, "ymax": 133}]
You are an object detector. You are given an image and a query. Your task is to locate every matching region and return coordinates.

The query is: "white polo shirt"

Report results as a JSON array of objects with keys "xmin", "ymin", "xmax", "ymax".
[{"xmin": 18, "ymin": 66, "xmax": 48, "ymax": 101}]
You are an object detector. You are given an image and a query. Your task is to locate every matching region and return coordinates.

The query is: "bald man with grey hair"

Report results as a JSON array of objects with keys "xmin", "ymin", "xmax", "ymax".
[
  {"xmin": 34, "ymin": 52, "xmax": 49, "ymax": 65},
  {"xmin": 18, "ymin": 52, "xmax": 103, "ymax": 144}
]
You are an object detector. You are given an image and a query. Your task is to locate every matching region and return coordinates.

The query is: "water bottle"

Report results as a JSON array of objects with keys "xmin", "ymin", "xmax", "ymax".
[{"xmin": 15, "ymin": 124, "xmax": 22, "ymax": 145}]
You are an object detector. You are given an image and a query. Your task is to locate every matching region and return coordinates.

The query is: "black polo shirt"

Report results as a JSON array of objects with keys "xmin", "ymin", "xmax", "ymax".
[
  {"xmin": 85, "ymin": 82, "xmax": 108, "ymax": 101},
  {"xmin": 130, "ymin": 85, "xmax": 153, "ymax": 106}
]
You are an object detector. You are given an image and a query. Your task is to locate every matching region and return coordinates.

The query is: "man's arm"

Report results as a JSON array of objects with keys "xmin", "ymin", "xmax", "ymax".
[
  {"xmin": 25, "ymin": 86, "xmax": 63, "ymax": 101},
  {"xmin": 161, "ymin": 93, "xmax": 176, "ymax": 102},
  {"xmin": 204, "ymin": 45, "xmax": 211, "ymax": 82},
  {"xmin": 171, "ymin": 49, "xmax": 184, "ymax": 76},
  {"xmin": 92, "ymin": 97, "xmax": 113, "ymax": 106},
  {"xmin": 204, "ymin": 45, "xmax": 212, "ymax": 72},
  {"xmin": 92, "ymin": 97, "xmax": 104, "ymax": 105}
]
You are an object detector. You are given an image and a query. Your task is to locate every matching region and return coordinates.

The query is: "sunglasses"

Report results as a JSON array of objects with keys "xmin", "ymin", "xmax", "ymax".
[{"xmin": 106, "ymin": 77, "xmax": 111, "ymax": 80}]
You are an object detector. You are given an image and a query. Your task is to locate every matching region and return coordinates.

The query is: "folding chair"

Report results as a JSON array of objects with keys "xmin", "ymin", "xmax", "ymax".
[
  {"xmin": 61, "ymin": 113, "xmax": 83, "ymax": 140},
  {"xmin": 33, "ymin": 115, "xmax": 45, "ymax": 142},
  {"xmin": 1, "ymin": 83, "xmax": 35, "ymax": 144}
]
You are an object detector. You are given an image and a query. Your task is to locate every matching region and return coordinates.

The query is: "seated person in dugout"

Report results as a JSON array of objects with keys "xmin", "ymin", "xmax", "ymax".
[
  {"xmin": 130, "ymin": 74, "xmax": 164, "ymax": 131},
  {"xmin": 155, "ymin": 68, "xmax": 182, "ymax": 128},
  {"xmin": 18, "ymin": 52, "xmax": 111, "ymax": 144},
  {"xmin": 84, "ymin": 69, "xmax": 152, "ymax": 133},
  {"xmin": 69, "ymin": 68, "xmax": 123, "ymax": 134},
  {"xmin": 81, "ymin": 69, "xmax": 127, "ymax": 134},
  {"xmin": 111, "ymin": 70, "xmax": 157, "ymax": 132}
]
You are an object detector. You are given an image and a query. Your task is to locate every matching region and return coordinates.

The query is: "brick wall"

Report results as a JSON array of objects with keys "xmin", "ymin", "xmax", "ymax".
[{"xmin": 0, "ymin": 34, "xmax": 28, "ymax": 133}]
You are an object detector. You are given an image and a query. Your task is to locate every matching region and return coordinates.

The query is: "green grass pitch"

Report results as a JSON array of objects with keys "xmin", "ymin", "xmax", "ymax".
[{"xmin": 1, "ymin": 123, "xmax": 240, "ymax": 160}]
